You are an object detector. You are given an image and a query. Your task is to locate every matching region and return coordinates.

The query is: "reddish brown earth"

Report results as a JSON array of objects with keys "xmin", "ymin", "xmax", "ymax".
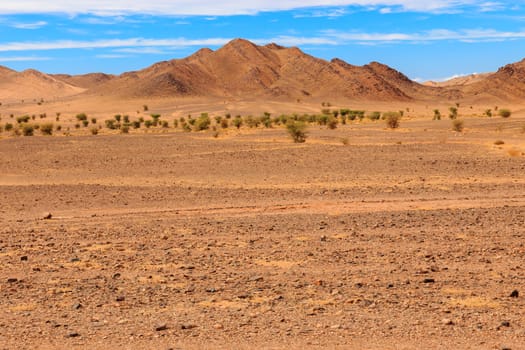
[{"xmin": 1, "ymin": 116, "xmax": 525, "ymax": 349}]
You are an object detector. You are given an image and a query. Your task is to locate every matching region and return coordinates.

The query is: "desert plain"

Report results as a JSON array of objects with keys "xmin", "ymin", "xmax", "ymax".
[{"xmin": 1, "ymin": 40, "xmax": 525, "ymax": 350}]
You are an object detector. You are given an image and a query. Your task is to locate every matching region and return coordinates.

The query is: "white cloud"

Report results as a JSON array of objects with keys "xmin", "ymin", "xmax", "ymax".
[
  {"xmin": 10, "ymin": 20, "xmax": 47, "ymax": 29},
  {"xmin": 0, "ymin": 1, "xmax": 505, "ymax": 16},
  {"xmin": 0, "ymin": 56, "xmax": 50, "ymax": 62}
]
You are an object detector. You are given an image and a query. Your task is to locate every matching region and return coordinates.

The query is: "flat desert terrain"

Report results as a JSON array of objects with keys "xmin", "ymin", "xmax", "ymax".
[{"xmin": 1, "ymin": 107, "xmax": 524, "ymax": 349}]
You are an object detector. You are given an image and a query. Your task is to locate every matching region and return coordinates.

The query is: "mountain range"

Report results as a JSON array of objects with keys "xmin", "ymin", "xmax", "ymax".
[{"xmin": 1, "ymin": 38, "xmax": 524, "ymax": 103}]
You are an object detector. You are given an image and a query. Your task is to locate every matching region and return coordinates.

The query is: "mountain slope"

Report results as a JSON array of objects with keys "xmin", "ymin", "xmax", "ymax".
[
  {"xmin": 87, "ymin": 38, "xmax": 429, "ymax": 101},
  {"xmin": 0, "ymin": 67, "xmax": 84, "ymax": 101}
]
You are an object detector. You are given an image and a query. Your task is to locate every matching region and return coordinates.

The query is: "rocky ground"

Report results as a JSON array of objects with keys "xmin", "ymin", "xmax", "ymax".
[{"xmin": 1, "ymin": 117, "xmax": 524, "ymax": 349}]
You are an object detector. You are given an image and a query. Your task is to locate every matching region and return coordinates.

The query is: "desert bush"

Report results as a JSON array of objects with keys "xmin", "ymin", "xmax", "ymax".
[
  {"xmin": 16, "ymin": 115, "xmax": 30, "ymax": 124},
  {"xmin": 144, "ymin": 120, "xmax": 153, "ymax": 128},
  {"xmin": 494, "ymin": 140, "xmax": 505, "ymax": 145},
  {"xmin": 33, "ymin": 124, "xmax": 40, "ymax": 130},
  {"xmin": 384, "ymin": 112, "xmax": 401, "ymax": 129},
  {"xmin": 173, "ymin": 119, "xmax": 178, "ymax": 128},
  {"xmin": 452, "ymin": 119, "xmax": 464, "ymax": 132},
  {"xmin": 5, "ymin": 123, "xmax": 13, "ymax": 131},
  {"xmin": 368, "ymin": 112, "xmax": 381, "ymax": 121},
  {"xmin": 76, "ymin": 113, "xmax": 87, "ymax": 121},
  {"xmin": 123, "ymin": 115, "xmax": 130, "ymax": 123},
  {"xmin": 214, "ymin": 116, "xmax": 222, "ymax": 124},
  {"xmin": 132, "ymin": 121, "xmax": 141, "ymax": 129},
  {"xmin": 120, "ymin": 125, "xmax": 129, "ymax": 134},
  {"xmin": 194, "ymin": 114, "xmax": 211, "ymax": 131},
  {"xmin": 82, "ymin": 120, "xmax": 89, "ymax": 127},
  {"xmin": 286, "ymin": 120, "xmax": 307, "ymax": 143},
  {"xmin": 161, "ymin": 120, "xmax": 169, "ymax": 128},
  {"xmin": 225, "ymin": 113, "xmax": 231, "ymax": 119},
  {"xmin": 40, "ymin": 123, "xmax": 53, "ymax": 135},
  {"xmin": 433, "ymin": 109, "xmax": 441, "ymax": 120},
  {"xmin": 22, "ymin": 124, "xmax": 34, "ymax": 136},
  {"xmin": 105, "ymin": 120, "xmax": 117, "ymax": 129},
  {"xmin": 317, "ymin": 114, "xmax": 329, "ymax": 125},
  {"xmin": 498, "ymin": 109, "xmax": 511, "ymax": 118},
  {"xmin": 233, "ymin": 116, "xmax": 243, "ymax": 129},
  {"xmin": 182, "ymin": 122, "xmax": 191, "ymax": 132},
  {"xmin": 327, "ymin": 116, "xmax": 338, "ymax": 129},
  {"xmin": 75, "ymin": 123, "xmax": 80, "ymax": 129},
  {"xmin": 448, "ymin": 107, "xmax": 458, "ymax": 120},
  {"xmin": 91, "ymin": 118, "xmax": 97, "ymax": 124},
  {"xmin": 484, "ymin": 109, "xmax": 492, "ymax": 117},
  {"xmin": 114, "ymin": 114, "xmax": 121, "ymax": 122},
  {"xmin": 39, "ymin": 113, "xmax": 47, "ymax": 119},
  {"xmin": 143, "ymin": 105, "xmax": 149, "ymax": 111},
  {"xmin": 56, "ymin": 125, "xmax": 62, "ymax": 131},
  {"xmin": 90, "ymin": 127, "xmax": 98, "ymax": 135},
  {"xmin": 220, "ymin": 118, "xmax": 229, "ymax": 129}
]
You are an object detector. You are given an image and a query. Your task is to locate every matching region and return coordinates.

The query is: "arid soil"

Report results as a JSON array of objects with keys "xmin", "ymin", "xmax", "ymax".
[{"xmin": 1, "ymin": 116, "xmax": 525, "ymax": 349}]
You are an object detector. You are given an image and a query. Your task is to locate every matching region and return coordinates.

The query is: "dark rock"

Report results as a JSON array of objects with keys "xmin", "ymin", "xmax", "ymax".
[
  {"xmin": 181, "ymin": 324, "xmax": 197, "ymax": 330},
  {"xmin": 510, "ymin": 290, "xmax": 519, "ymax": 298},
  {"xmin": 7, "ymin": 278, "xmax": 18, "ymax": 283},
  {"xmin": 67, "ymin": 332, "xmax": 80, "ymax": 338},
  {"xmin": 20, "ymin": 256, "xmax": 28, "ymax": 261},
  {"xmin": 500, "ymin": 321, "xmax": 510, "ymax": 328},
  {"xmin": 423, "ymin": 278, "xmax": 435, "ymax": 283},
  {"xmin": 42, "ymin": 212, "xmax": 53, "ymax": 220},
  {"xmin": 116, "ymin": 296, "xmax": 125, "ymax": 302},
  {"xmin": 72, "ymin": 303, "xmax": 82, "ymax": 310}
]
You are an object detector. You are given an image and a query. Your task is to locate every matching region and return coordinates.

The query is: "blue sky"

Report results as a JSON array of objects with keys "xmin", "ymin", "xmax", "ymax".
[{"xmin": 0, "ymin": 1, "xmax": 524, "ymax": 81}]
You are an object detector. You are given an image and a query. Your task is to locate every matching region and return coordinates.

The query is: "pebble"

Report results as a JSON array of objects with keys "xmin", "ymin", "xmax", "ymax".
[
  {"xmin": 181, "ymin": 324, "xmax": 197, "ymax": 330},
  {"xmin": 116, "ymin": 296, "xmax": 125, "ymax": 302},
  {"xmin": 20, "ymin": 256, "xmax": 28, "ymax": 261},
  {"xmin": 442, "ymin": 318, "xmax": 454, "ymax": 325},
  {"xmin": 500, "ymin": 321, "xmax": 510, "ymax": 328},
  {"xmin": 7, "ymin": 278, "xmax": 18, "ymax": 283},
  {"xmin": 155, "ymin": 324, "xmax": 168, "ymax": 331},
  {"xmin": 510, "ymin": 290, "xmax": 519, "ymax": 298},
  {"xmin": 423, "ymin": 278, "xmax": 435, "ymax": 283},
  {"xmin": 67, "ymin": 332, "xmax": 80, "ymax": 338},
  {"xmin": 42, "ymin": 212, "xmax": 53, "ymax": 220},
  {"xmin": 72, "ymin": 303, "xmax": 82, "ymax": 310}
]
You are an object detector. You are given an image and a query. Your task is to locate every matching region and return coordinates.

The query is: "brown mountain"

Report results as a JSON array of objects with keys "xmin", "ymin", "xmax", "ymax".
[
  {"xmin": 86, "ymin": 38, "xmax": 429, "ymax": 101},
  {"xmin": 0, "ymin": 66, "xmax": 84, "ymax": 101},
  {"xmin": 462, "ymin": 59, "xmax": 525, "ymax": 102},
  {"xmin": 51, "ymin": 73, "xmax": 115, "ymax": 89},
  {"xmin": 424, "ymin": 73, "xmax": 493, "ymax": 87}
]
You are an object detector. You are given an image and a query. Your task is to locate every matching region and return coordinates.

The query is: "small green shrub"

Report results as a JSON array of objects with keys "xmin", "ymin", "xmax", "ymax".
[
  {"xmin": 40, "ymin": 123, "xmax": 54, "ymax": 135},
  {"xmin": 433, "ymin": 109, "xmax": 441, "ymax": 120},
  {"xmin": 194, "ymin": 114, "xmax": 211, "ymax": 131},
  {"xmin": 384, "ymin": 112, "xmax": 401, "ymax": 129},
  {"xmin": 161, "ymin": 120, "xmax": 169, "ymax": 128},
  {"xmin": 91, "ymin": 118, "xmax": 97, "ymax": 124},
  {"xmin": 498, "ymin": 109, "xmax": 511, "ymax": 118},
  {"xmin": 82, "ymin": 120, "xmax": 89, "ymax": 127},
  {"xmin": 5, "ymin": 123, "xmax": 13, "ymax": 131},
  {"xmin": 16, "ymin": 115, "xmax": 30, "ymax": 124},
  {"xmin": 132, "ymin": 121, "xmax": 141, "ymax": 129},
  {"xmin": 368, "ymin": 112, "xmax": 381, "ymax": 121},
  {"xmin": 76, "ymin": 113, "xmax": 87, "ymax": 121},
  {"xmin": 120, "ymin": 125, "xmax": 129, "ymax": 134},
  {"xmin": 448, "ymin": 107, "xmax": 458, "ymax": 120},
  {"xmin": 452, "ymin": 119, "xmax": 464, "ymax": 132},
  {"xmin": 22, "ymin": 124, "xmax": 34, "ymax": 136},
  {"xmin": 144, "ymin": 120, "xmax": 153, "ymax": 128},
  {"xmin": 233, "ymin": 116, "xmax": 243, "ymax": 129},
  {"xmin": 286, "ymin": 120, "xmax": 307, "ymax": 143},
  {"xmin": 220, "ymin": 119, "xmax": 229, "ymax": 129}
]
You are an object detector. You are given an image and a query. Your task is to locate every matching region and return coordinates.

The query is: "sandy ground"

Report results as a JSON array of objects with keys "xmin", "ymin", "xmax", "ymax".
[{"xmin": 1, "ymin": 112, "xmax": 525, "ymax": 349}]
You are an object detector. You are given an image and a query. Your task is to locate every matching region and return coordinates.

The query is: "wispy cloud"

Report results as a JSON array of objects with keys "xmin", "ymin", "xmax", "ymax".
[
  {"xmin": 0, "ymin": 56, "xmax": 50, "ymax": 62},
  {"xmin": 0, "ymin": 1, "xmax": 509, "ymax": 16},
  {"xmin": 0, "ymin": 27, "xmax": 523, "ymax": 55},
  {"xmin": 10, "ymin": 20, "xmax": 47, "ymax": 29},
  {"xmin": 293, "ymin": 8, "xmax": 348, "ymax": 18}
]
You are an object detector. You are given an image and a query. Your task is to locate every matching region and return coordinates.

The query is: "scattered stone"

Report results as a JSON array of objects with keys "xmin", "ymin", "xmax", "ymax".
[
  {"xmin": 320, "ymin": 235, "xmax": 327, "ymax": 242},
  {"xmin": 206, "ymin": 288, "xmax": 217, "ymax": 293},
  {"xmin": 510, "ymin": 290, "xmax": 519, "ymax": 298},
  {"xmin": 70, "ymin": 257, "xmax": 80, "ymax": 262},
  {"xmin": 500, "ymin": 321, "xmax": 510, "ymax": 328},
  {"xmin": 213, "ymin": 323, "xmax": 224, "ymax": 330},
  {"xmin": 423, "ymin": 278, "xmax": 435, "ymax": 283},
  {"xmin": 116, "ymin": 296, "xmax": 125, "ymax": 302},
  {"xmin": 42, "ymin": 212, "xmax": 53, "ymax": 220},
  {"xmin": 112, "ymin": 273, "xmax": 121, "ymax": 279},
  {"xmin": 7, "ymin": 278, "xmax": 18, "ymax": 283},
  {"xmin": 249, "ymin": 276, "xmax": 263, "ymax": 282},
  {"xmin": 72, "ymin": 303, "xmax": 82, "ymax": 310},
  {"xmin": 155, "ymin": 324, "xmax": 168, "ymax": 331},
  {"xmin": 442, "ymin": 318, "xmax": 454, "ymax": 325},
  {"xmin": 501, "ymin": 346, "xmax": 512, "ymax": 350},
  {"xmin": 181, "ymin": 324, "xmax": 197, "ymax": 330},
  {"xmin": 67, "ymin": 332, "xmax": 80, "ymax": 338},
  {"xmin": 20, "ymin": 256, "xmax": 28, "ymax": 261}
]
